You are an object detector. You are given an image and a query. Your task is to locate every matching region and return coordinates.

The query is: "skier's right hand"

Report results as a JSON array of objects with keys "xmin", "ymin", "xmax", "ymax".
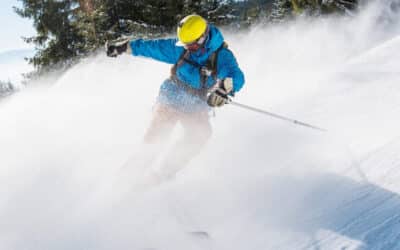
[
  {"xmin": 106, "ymin": 38, "xmax": 130, "ymax": 57},
  {"xmin": 207, "ymin": 78, "xmax": 233, "ymax": 107}
]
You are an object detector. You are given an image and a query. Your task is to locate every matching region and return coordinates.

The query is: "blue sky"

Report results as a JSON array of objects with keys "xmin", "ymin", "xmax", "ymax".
[{"xmin": 0, "ymin": 0, "xmax": 35, "ymax": 52}]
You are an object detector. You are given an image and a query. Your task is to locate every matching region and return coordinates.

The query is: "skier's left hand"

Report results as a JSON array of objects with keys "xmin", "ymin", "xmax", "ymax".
[
  {"xmin": 207, "ymin": 78, "xmax": 233, "ymax": 107},
  {"xmin": 106, "ymin": 38, "xmax": 131, "ymax": 57}
]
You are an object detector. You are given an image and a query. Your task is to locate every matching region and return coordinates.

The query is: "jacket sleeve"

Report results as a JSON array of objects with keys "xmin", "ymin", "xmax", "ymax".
[
  {"xmin": 129, "ymin": 38, "xmax": 184, "ymax": 64},
  {"xmin": 216, "ymin": 49, "xmax": 245, "ymax": 93}
]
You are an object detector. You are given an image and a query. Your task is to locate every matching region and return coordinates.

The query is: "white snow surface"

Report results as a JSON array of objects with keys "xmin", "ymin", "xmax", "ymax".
[{"xmin": 1, "ymin": 2, "xmax": 400, "ymax": 250}]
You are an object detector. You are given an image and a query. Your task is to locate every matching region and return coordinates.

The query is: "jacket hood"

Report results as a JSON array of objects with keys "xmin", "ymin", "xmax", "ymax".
[{"xmin": 204, "ymin": 24, "xmax": 224, "ymax": 52}]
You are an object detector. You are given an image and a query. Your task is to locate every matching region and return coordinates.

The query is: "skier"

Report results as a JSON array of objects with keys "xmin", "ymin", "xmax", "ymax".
[{"xmin": 106, "ymin": 14, "xmax": 245, "ymax": 180}]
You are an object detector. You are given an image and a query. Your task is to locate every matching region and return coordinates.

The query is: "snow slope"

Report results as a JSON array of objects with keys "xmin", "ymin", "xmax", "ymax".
[{"xmin": 1, "ymin": 2, "xmax": 400, "ymax": 250}]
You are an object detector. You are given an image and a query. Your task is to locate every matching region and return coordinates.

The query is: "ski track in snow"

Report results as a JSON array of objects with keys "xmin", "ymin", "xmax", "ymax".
[{"xmin": 1, "ymin": 2, "xmax": 400, "ymax": 250}]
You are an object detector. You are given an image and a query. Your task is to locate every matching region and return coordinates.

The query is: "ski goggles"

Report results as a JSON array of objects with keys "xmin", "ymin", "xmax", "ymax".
[{"xmin": 184, "ymin": 35, "xmax": 207, "ymax": 52}]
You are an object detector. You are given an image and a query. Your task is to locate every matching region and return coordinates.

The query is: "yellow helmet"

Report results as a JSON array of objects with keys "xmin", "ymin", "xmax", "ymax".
[{"xmin": 177, "ymin": 14, "xmax": 207, "ymax": 45}]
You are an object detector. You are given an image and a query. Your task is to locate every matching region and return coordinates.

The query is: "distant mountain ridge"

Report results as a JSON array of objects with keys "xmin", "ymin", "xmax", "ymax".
[
  {"xmin": 0, "ymin": 48, "xmax": 34, "ymax": 64},
  {"xmin": 0, "ymin": 48, "xmax": 34, "ymax": 83}
]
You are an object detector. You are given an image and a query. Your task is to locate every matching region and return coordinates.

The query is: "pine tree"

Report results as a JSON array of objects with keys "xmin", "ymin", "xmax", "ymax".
[
  {"xmin": 270, "ymin": 0, "xmax": 293, "ymax": 22},
  {"xmin": 78, "ymin": 0, "xmax": 94, "ymax": 13},
  {"xmin": 320, "ymin": 0, "xmax": 358, "ymax": 14},
  {"xmin": 14, "ymin": 0, "xmax": 94, "ymax": 76},
  {"xmin": 269, "ymin": 0, "xmax": 358, "ymax": 22},
  {"xmin": 231, "ymin": 0, "xmax": 273, "ymax": 27},
  {"xmin": 291, "ymin": 0, "xmax": 321, "ymax": 16}
]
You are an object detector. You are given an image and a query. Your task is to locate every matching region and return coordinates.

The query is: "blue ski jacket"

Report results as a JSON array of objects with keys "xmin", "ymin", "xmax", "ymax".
[{"xmin": 129, "ymin": 25, "xmax": 245, "ymax": 113}]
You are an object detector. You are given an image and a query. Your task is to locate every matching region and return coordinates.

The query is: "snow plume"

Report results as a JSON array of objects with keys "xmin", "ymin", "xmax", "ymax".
[{"xmin": 1, "ymin": 2, "xmax": 400, "ymax": 249}]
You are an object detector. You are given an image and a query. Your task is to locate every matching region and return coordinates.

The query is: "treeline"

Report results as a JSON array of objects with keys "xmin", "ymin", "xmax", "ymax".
[
  {"xmin": 15, "ymin": 0, "xmax": 358, "ymax": 77},
  {"xmin": 271, "ymin": 0, "xmax": 358, "ymax": 21}
]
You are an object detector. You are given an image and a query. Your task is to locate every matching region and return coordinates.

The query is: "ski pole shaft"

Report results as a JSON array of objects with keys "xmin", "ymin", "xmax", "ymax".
[{"xmin": 229, "ymin": 101, "xmax": 327, "ymax": 132}]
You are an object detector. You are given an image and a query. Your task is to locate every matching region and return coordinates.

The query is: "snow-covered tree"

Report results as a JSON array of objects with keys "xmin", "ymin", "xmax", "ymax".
[
  {"xmin": 270, "ymin": 0, "xmax": 292, "ymax": 22},
  {"xmin": 269, "ymin": 0, "xmax": 358, "ymax": 22},
  {"xmin": 320, "ymin": 0, "xmax": 358, "ymax": 14}
]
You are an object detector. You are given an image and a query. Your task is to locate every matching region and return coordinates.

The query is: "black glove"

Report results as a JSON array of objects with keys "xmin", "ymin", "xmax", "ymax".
[
  {"xmin": 207, "ymin": 78, "xmax": 233, "ymax": 107},
  {"xmin": 106, "ymin": 38, "xmax": 130, "ymax": 57}
]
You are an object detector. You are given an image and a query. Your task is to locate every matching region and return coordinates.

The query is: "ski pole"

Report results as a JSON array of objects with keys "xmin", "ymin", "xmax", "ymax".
[{"xmin": 229, "ymin": 101, "xmax": 327, "ymax": 132}]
